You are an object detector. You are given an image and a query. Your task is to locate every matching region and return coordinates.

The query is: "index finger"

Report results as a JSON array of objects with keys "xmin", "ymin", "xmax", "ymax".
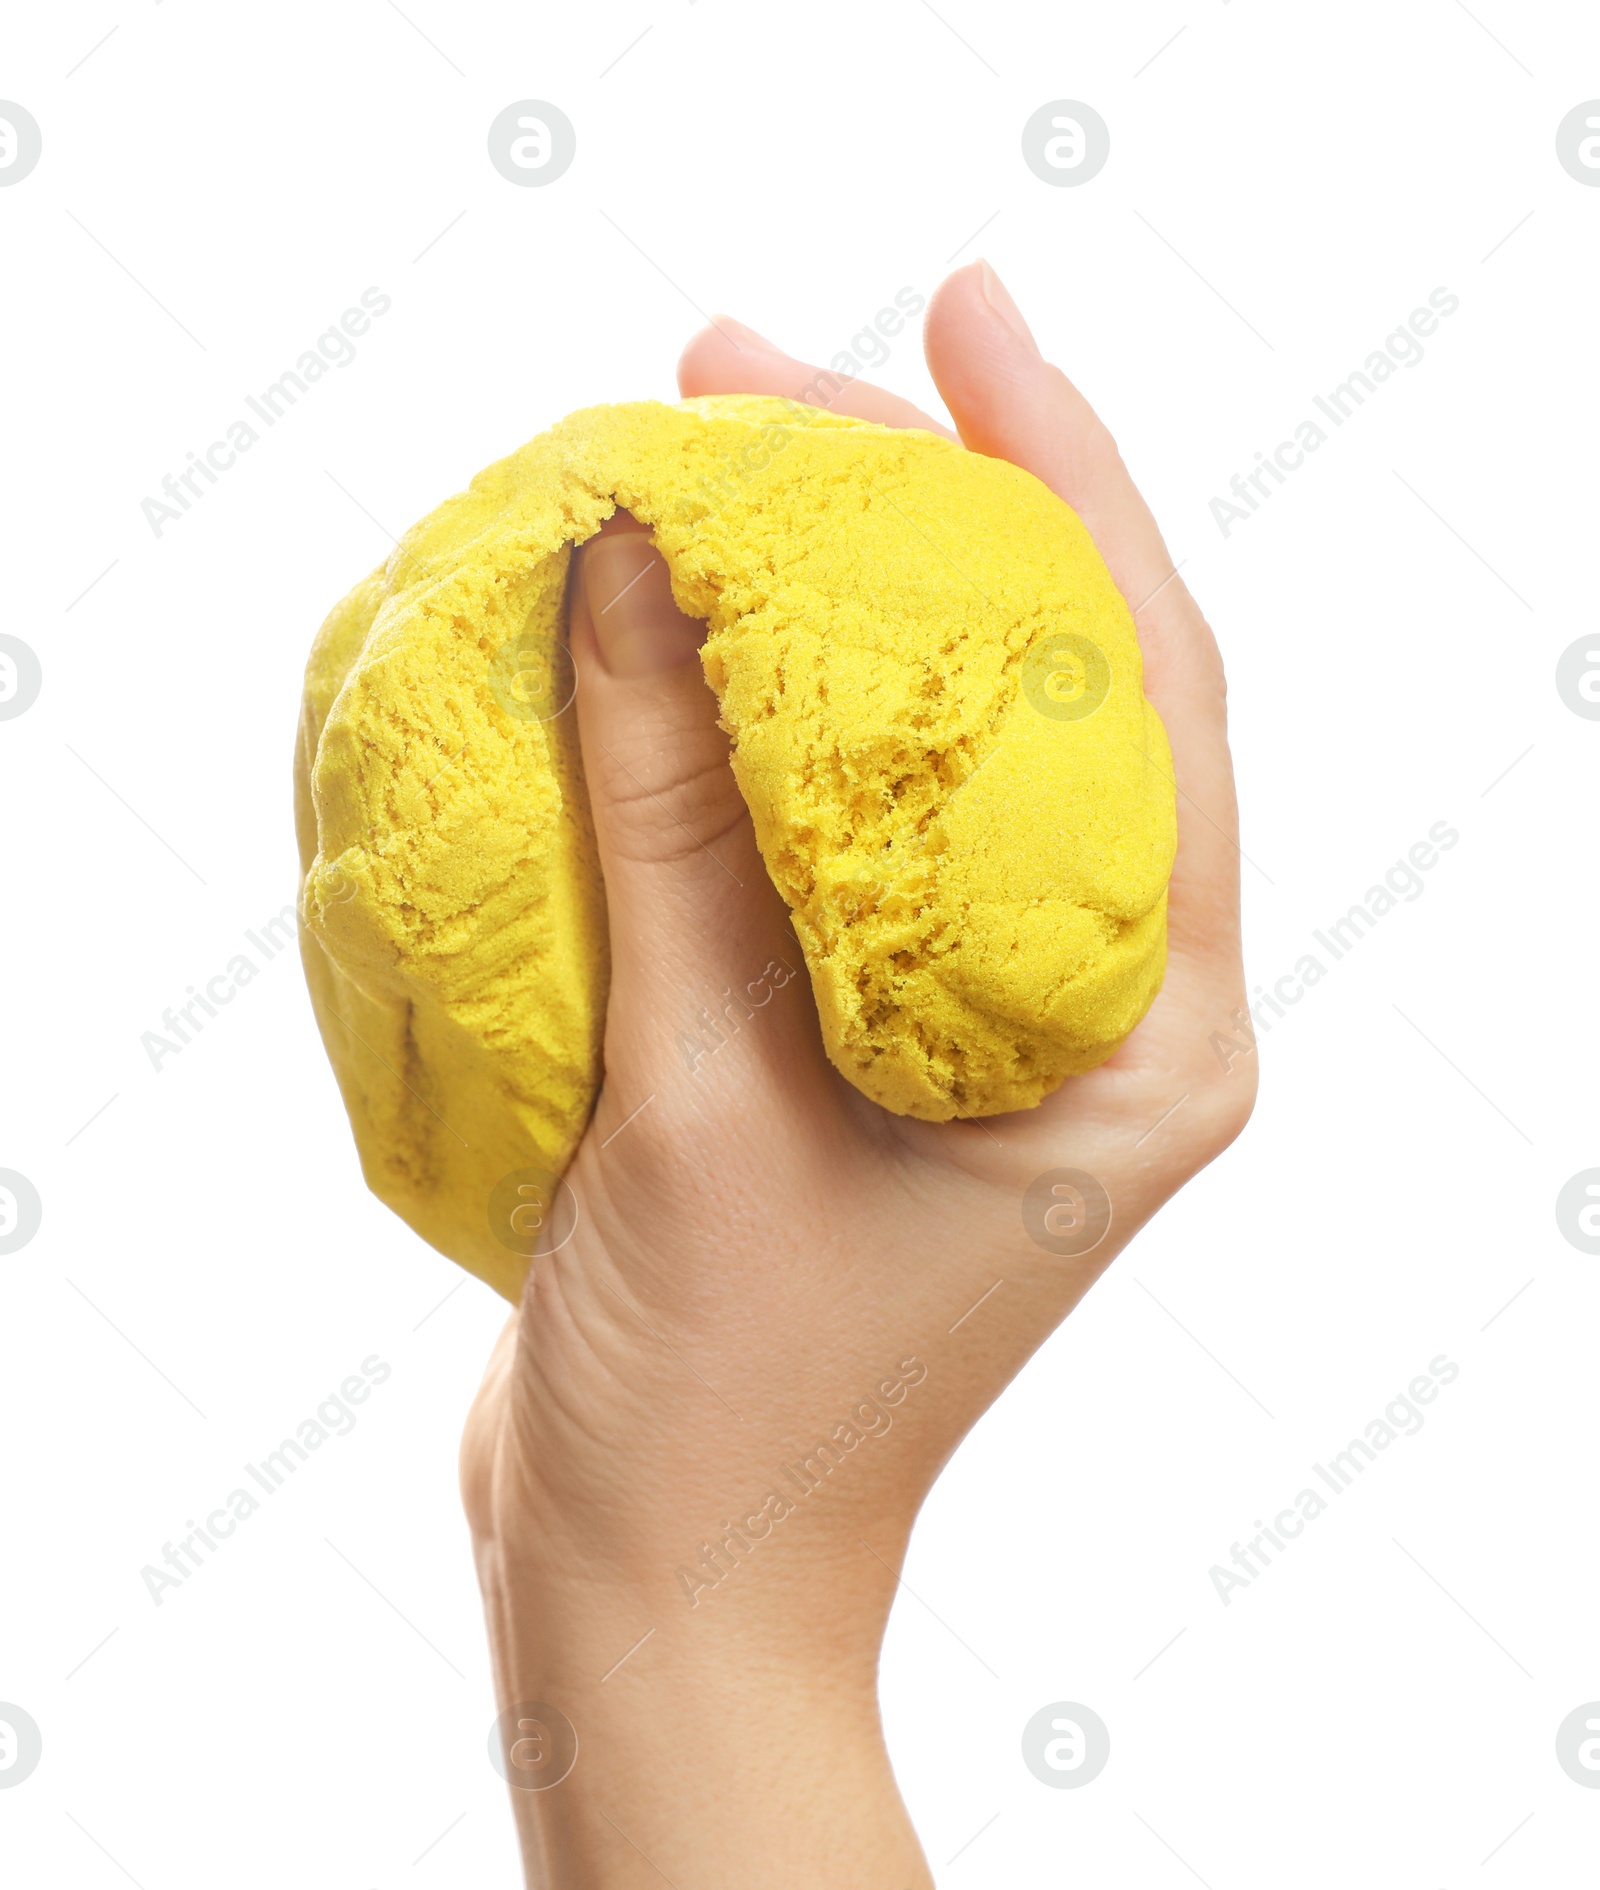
[
  {"xmin": 678, "ymin": 315, "xmax": 958, "ymax": 438},
  {"xmin": 923, "ymin": 263, "xmax": 1248, "ymax": 979}
]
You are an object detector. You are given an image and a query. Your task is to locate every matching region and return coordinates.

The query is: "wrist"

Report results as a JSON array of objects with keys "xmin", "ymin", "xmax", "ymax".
[{"xmin": 473, "ymin": 1503, "xmax": 901, "ymax": 1699}]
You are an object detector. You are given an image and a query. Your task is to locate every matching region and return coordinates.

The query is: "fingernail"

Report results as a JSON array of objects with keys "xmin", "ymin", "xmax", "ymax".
[
  {"xmin": 580, "ymin": 534, "xmax": 705, "ymax": 680},
  {"xmin": 712, "ymin": 314, "xmax": 783, "ymax": 355},
  {"xmin": 977, "ymin": 260, "xmax": 1039, "ymax": 353}
]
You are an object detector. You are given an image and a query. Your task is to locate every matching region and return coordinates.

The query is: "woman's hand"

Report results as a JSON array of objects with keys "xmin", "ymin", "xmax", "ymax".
[{"xmin": 460, "ymin": 260, "xmax": 1254, "ymax": 1888}]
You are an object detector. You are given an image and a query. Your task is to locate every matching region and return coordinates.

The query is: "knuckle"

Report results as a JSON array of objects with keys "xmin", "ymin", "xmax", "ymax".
[{"xmin": 593, "ymin": 742, "xmax": 750, "ymax": 870}]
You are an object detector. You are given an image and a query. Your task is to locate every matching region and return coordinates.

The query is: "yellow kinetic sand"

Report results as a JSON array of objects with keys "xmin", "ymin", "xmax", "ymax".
[{"xmin": 296, "ymin": 396, "xmax": 1176, "ymax": 1297}]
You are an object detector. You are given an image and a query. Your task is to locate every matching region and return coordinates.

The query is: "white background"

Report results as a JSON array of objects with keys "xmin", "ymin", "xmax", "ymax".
[{"xmin": 2, "ymin": 2, "xmax": 1597, "ymax": 1885}]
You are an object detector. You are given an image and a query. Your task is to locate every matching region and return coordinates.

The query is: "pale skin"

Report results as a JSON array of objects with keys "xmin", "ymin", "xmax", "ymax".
[{"xmin": 460, "ymin": 260, "xmax": 1255, "ymax": 1886}]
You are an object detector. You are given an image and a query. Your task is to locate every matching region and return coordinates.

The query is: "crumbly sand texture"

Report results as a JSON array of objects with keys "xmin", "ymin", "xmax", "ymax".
[{"xmin": 296, "ymin": 396, "xmax": 1176, "ymax": 1297}]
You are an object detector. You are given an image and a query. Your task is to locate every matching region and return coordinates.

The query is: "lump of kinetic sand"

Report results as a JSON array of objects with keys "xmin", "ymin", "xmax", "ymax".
[{"xmin": 296, "ymin": 396, "xmax": 1175, "ymax": 1298}]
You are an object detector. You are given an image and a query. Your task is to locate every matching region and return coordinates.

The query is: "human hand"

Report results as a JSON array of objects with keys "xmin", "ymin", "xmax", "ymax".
[{"xmin": 460, "ymin": 260, "xmax": 1254, "ymax": 1888}]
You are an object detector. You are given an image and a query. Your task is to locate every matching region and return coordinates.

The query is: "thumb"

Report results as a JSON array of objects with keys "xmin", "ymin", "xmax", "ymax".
[{"xmin": 569, "ymin": 515, "xmax": 807, "ymax": 1093}]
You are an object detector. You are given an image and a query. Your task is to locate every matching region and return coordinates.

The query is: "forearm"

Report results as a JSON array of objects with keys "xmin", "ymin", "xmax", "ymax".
[{"xmin": 478, "ymin": 1547, "xmax": 933, "ymax": 1888}]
